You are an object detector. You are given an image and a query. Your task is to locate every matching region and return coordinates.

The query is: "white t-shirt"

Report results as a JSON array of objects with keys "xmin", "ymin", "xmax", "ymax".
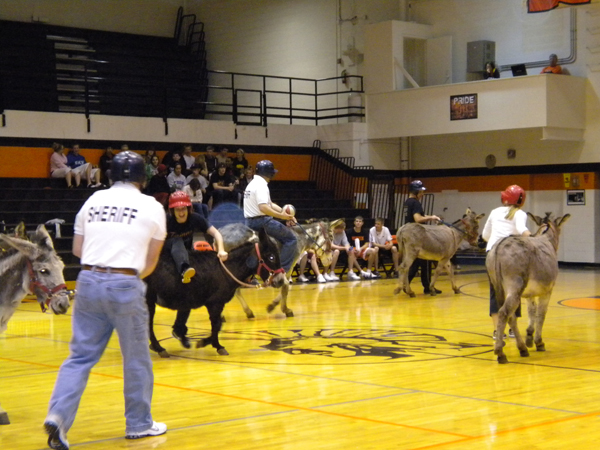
[
  {"xmin": 333, "ymin": 231, "xmax": 349, "ymax": 247},
  {"xmin": 183, "ymin": 154, "xmax": 195, "ymax": 169},
  {"xmin": 74, "ymin": 182, "xmax": 166, "ymax": 272},
  {"xmin": 183, "ymin": 184, "xmax": 203, "ymax": 203},
  {"xmin": 369, "ymin": 226, "xmax": 393, "ymax": 246},
  {"xmin": 167, "ymin": 173, "xmax": 186, "ymax": 191},
  {"xmin": 244, "ymin": 175, "xmax": 270, "ymax": 218},
  {"xmin": 481, "ymin": 206, "xmax": 529, "ymax": 251}
]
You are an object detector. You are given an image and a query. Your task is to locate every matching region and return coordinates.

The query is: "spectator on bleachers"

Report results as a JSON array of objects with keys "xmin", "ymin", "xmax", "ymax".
[
  {"xmin": 232, "ymin": 148, "xmax": 249, "ymax": 179},
  {"xmin": 183, "ymin": 178, "xmax": 209, "ymax": 219},
  {"xmin": 50, "ymin": 142, "xmax": 75, "ymax": 188},
  {"xmin": 209, "ymin": 163, "xmax": 237, "ymax": 207},
  {"xmin": 161, "ymin": 147, "xmax": 181, "ymax": 168},
  {"xmin": 181, "ymin": 145, "xmax": 196, "ymax": 175},
  {"xmin": 146, "ymin": 164, "xmax": 170, "ymax": 208},
  {"xmin": 167, "ymin": 163, "xmax": 186, "ymax": 192},
  {"xmin": 167, "ymin": 152, "xmax": 185, "ymax": 174},
  {"xmin": 296, "ymin": 250, "xmax": 326, "ymax": 283},
  {"xmin": 185, "ymin": 164, "xmax": 209, "ymax": 190},
  {"xmin": 237, "ymin": 165, "xmax": 254, "ymax": 205},
  {"xmin": 369, "ymin": 218, "xmax": 399, "ymax": 278},
  {"xmin": 323, "ymin": 221, "xmax": 351, "ymax": 281},
  {"xmin": 205, "ymin": 145, "xmax": 217, "ymax": 175},
  {"xmin": 99, "ymin": 146, "xmax": 115, "ymax": 185},
  {"xmin": 67, "ymin": 144, "xmax": 102, "ymax": 188},
  {"xmin": 143, "ymin": 148, "xmax": 157, "ymax": 164},
  {"xmin": 145, "ymin": 155, "xmax": 160, "ymax": 182},
  {"xmin": 216, "ymin": 146, "xmax": 229, "ymax": 166},
  {"xmin": 346, "ymin": 216, "xmax": 377, "ymax": 279},
  {"xmin": 193, "ymin": 154, "xmax": 209, "ymax": 178}
]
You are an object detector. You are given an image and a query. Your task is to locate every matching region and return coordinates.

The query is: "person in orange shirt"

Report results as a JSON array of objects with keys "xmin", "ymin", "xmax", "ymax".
[{"xmin": 540, "ymin": 53, "xmax": 562, "ymax": 74}]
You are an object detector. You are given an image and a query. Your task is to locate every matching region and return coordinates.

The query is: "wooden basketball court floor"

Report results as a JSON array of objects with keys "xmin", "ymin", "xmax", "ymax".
[{"xmin": 2, "ymin": 265, "xmax": 600, "ymax": 450}]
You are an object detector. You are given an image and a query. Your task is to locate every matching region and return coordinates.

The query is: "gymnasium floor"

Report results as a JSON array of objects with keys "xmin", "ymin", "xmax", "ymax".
[{"xmin": 2, "ymin": 265, "xmax": 600, "ymax": 449}]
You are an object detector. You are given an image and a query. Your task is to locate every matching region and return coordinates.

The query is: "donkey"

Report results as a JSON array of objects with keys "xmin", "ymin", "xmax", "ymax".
[
  {"xmin": 487, "ymin": 213, "xmax": 570, "ymax": 364},
  {"xmin": 224, "ymin": 219, "xmax": 342, "ymax": 319},
  {"xmin": 0, "ymin": 224, "xmax": 71, "ymax": 334},
  {"xmin": 394, "ymin": 208, "xmax": 485, "ymax": 297},
  {"xmin": 145, "ymin": 226, "xmax": 285, "ymax": 357}
]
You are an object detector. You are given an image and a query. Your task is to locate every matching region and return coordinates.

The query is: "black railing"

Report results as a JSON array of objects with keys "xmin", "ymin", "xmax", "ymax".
[{"xmin": 309, "ymin": 144, "xmax": 434, "ymax": 231}]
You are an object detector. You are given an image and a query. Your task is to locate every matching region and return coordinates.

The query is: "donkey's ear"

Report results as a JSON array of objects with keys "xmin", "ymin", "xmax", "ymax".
[
  {"xmin": 476, "ymin": 213, "xmax": 485, "ymax": 221},
  {"xmin": 466, "ymin": 207, "xmax": 473, "ymax": 215},
  {"xmin": 32, "ymin": 225, "xmax": 55, "ymax": 250},
  {"xmin": 258, "ymin": 226, "xmax": 269, "ymax": 243},
  {"xmin": 557, "ymin": 214, "xmax": 571, "ymax": 228},
  {"xmin": 14, "ymin": 222, "xmax": 27, "ymax": 240},
  {"xmin": 526, "ymin": 212, "xmax": 543, "ymax": 226},
  {"xmin": 0, "ymin": 234, "xmax": 38, "ymax": 259}
]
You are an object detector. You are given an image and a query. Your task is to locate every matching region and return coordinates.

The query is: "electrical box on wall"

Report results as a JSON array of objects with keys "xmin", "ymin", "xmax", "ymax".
[{"xmin": 467, "ymin": 40, "xmax": 495, "ymax": 73}]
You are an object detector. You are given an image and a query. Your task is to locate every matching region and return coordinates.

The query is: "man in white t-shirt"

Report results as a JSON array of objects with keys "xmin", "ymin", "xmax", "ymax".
[
  {"xmin": 44, "ymin": 151, "xmax": 167, "ymax": 449},
  {"xmin": 244, "ymin": 160, "xmax": 297, "ymax": 274},
  {"xmin": 369, "ymin": 217, "xmax": 399, "ymax": 277}
]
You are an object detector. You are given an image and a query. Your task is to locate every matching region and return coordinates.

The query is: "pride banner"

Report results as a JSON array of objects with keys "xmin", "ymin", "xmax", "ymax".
[{"xmin": 528, "ymin": 0, "xmax": 591, "ymax": 12}]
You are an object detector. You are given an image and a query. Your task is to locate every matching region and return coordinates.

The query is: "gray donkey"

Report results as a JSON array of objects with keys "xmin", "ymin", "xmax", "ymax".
[
  {"xmin": 0, "ymin": 224, "xmax": 71, "ymax": 334},
  {"xmin": 394, "ymin": 208, "xmax": 485, "ymax": 297},
  {"xmin": 486, "ymin": 213, "xmax": 570, "ymax": 364}
]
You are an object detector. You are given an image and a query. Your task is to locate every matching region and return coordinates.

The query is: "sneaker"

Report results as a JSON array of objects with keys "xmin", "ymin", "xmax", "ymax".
[
  {"xmin": 316, "ymin": 274, "xmax": 327, "ymax": 283},
  {"xmin": 90, "ymin": 183, "xmax": 103, "ymax": 188},
  {"xmin": 361, "ymin": 271, "xmax": 373, "ymax": 279},
  {"xmin": 297, "ymin": 274, "xmax": 309, "ymax": 283},
  {"xmin": 44, "ymin": 420, "xmax": 69, "ymax": 450},
  {"xmin": 328, "ymin": 272, "xmax": 340, "ymax": 281},
  {"xmin": 508, "ymin": 329, "xmax": 515, "ymax": 338},
  {"xmin": 372, "ymin": 271, "xmax": 382, "ymax": 279},
  {"xmin": 424, "ymin": 288, "xmax": 442, "ymax": 294},
  {"xmin": 126, "ymin": 421, "xmax": 167, "ymax": 439},
  {"xmin": 348, "ymin": 272, "xmax": 361, "ymax": 281},
  {"xmin": 323, "ymin": 273, "xmax": 334, "ymax": 281},
  {"xmin": 492, "ymin": 330, "xmax": 507, "ymax": 340},
  {"xmin": 181, "ymin": 265, "xmax": 195, "ymax": 284}
]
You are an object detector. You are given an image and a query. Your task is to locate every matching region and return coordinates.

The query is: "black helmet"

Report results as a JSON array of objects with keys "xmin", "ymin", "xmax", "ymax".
[
  {"xmin": 409, "ymin": 180, "xmax": 426, "ymax": 193},
  {"xmin": 110, "ymin": 151, "xmax": 146, "ymax": 185},
  {"xmin": 255, "ymin": 160, "xmax": 278, "ymax": 178}
]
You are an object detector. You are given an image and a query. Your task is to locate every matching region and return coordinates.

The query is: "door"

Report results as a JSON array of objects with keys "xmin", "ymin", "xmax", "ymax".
[{"xmin": 426, "ymin": 36, "xmax": 453, "ymax": 86}]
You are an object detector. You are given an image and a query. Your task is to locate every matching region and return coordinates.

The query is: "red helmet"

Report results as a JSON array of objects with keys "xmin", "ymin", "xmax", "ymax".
[
  {"xmin": 501, "ymin": 185, "xmax": 526, "ymax": 207},
  {"xmin": 168, "ymin": 191, "xmax": 192, "ymax": 209}
]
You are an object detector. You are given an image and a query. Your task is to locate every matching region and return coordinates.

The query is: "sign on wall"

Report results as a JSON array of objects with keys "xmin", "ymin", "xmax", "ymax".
[
  {"xmin": 528, "ymin": 0, "xmax": 591, "ymax": 13},
  {"xmin": 450, "ymin": 94, "xmax": 478, "ymax": 121}
]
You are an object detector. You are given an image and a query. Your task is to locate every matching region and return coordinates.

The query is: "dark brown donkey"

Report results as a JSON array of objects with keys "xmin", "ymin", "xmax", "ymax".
[
  {"xmin": 393, "ymin": 208, "xmax": 484, "ymax": 297},
  {"xmin": 486, "ymin": 213, "xmax": 570, "ymax": 364}
]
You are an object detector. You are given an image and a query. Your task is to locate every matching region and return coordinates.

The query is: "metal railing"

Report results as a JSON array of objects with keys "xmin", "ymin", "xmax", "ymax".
[{"xmin": 309, "ymin": 144, "xmax": 434, "ymax": 231}]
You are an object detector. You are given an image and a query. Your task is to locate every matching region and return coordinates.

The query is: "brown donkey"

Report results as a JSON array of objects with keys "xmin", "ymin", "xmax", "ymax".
[
  {"xmin": 486, "ymin": 213, "xmax": 570, "ymax": 364},
  {"xmin": 394, "ymin": 208, "xmax": 485, "ymax": 297}
]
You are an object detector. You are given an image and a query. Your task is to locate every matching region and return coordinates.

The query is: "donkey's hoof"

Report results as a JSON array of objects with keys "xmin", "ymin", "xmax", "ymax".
[
  {"xmin": 246, "ymin": 312, "xmax": 255, "ymax": 319},
  {"xmin": 221, "ymin": 315, "xmax": 226, "ymax": 323},
  {"xmin": 196, "ymin": 338, "xmax": 210, "ymax": 348},
  {"xmin": 266, "ymin": 303, "xmax": 276, "ymax": 313},
  {"xmin": 519, "ymin": 349, "xmax": 530, "ymax": 357},
  {"xmin": 393, "ymin": 287, "xmax": 401, "ymax": 295},
  {"xmin": 497, "ymin": 355, "xmax": 509, "ymax": 364},
  {"xmin": 172, "ymin": 330, "xmax": 191, "ymax": 349},
  {"xmin": 453, "ymin": 288, "xmax": 460, "ymax": 294},
  {"xmin": 158, "ymin": 350, "xmax": 170, "ymax": 358},
  {"xmin": 525, "ymin": 336, "xmax": 534, "ymax": 348},
  {"xmin": 536, "ymin": 343, "xmax": 546, "ymax": 352},
  {"xmin": 217, "ymin": 348, "xmax": 229, "ymax": 356},
  {"xmin": 285, "ymin": 310, "xmax": 294, "ymax": 318}
]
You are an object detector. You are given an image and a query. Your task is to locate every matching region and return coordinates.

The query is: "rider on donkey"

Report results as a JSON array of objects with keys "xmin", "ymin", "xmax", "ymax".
[
  {"xmin": 243, "ymin": 160, "xmax": 297, "ymax": 275},
  {"xmin": 165, "ymin": 191, "xmax": 228, "ymax": 283}
]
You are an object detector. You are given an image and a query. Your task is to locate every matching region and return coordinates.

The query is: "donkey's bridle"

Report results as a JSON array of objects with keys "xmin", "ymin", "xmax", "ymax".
[
  {"xmin": 26, "ymin": 259, "xmax": 68, "ymax": 312},
  {"xmin": 444, "ymin": 219, "xmax": 479, "ymax": 244},
  {"xmin": 219, "ymin": 242, "xmax": 285, "ymax": 288}
]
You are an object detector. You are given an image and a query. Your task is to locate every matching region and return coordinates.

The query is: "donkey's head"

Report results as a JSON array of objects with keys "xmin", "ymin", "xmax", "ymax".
[
  {"xmin": 302, "ymin": 218, "xmax": 341, "ymax": 267},
  {"xmin": 0, "ymin": 224, "xmax": 71, "ymax": 314},
  {"xmin": 256, "ymin": 227, "xmax": 286, "ymax": 288},
  {"xmin": 527, "ymin": 212, "xmax": 571, "ymax": 250},
  {"xmin": 461, "ymin": 208, "xmax": 486, "ymax": 246}
]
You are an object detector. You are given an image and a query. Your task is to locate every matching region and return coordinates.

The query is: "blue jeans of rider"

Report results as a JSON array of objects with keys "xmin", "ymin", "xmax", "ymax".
[
  {"xmin": 246, "ymin": 216, "xmax": 297, "ymax": 273},
  {"xmin": 46, "ymin": 270, "xmax": 154, "ymax": 434}
]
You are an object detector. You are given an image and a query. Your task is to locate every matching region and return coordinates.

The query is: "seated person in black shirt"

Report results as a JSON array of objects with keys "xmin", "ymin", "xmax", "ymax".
[
  {"xmin": 165, "ymin": 191, "xmax": 228, "ymax": 283},
  {"xmin": 209, "ymin": 163, "xmax": 238, "ymax": 207}
]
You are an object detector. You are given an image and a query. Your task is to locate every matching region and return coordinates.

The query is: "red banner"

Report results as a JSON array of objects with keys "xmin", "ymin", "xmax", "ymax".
[{"xmin": 528, "ymin": 0, "xmax": 591, "ymax": 13}]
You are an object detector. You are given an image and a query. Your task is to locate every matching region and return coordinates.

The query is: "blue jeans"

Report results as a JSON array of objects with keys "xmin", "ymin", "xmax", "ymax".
[
  {"xmin": 47, "ymin": 270, "xmax": 154, "ymax": 434},
  {"xmin": 246, "ymin": 216, "xmax": 297, "ymax": 273}
]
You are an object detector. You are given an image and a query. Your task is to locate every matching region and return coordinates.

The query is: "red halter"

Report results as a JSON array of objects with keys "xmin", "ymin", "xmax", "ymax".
[
  {"xmin": 26, "ymin": 259, "xmax": 68, "ymax": 312},
  {"xmin": 254, "ymin": 242, "xmax": 285, "ymax": 287}
]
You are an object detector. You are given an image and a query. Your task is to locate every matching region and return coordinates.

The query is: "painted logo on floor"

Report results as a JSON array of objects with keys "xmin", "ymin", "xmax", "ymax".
[{"xmin": 184, "ymin": 327, "xmax": 493, "ymax": 364}]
